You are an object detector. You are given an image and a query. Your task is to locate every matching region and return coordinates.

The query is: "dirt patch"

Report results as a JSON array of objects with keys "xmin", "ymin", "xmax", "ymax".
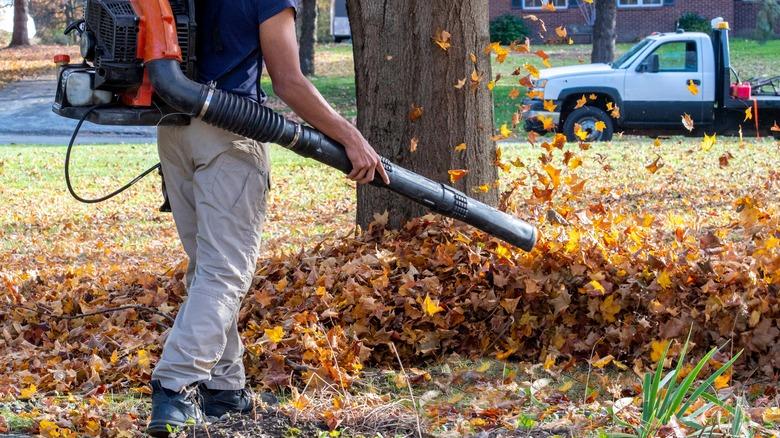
[{"xmin": 186, "ymin": 408, "xmax": 421, "ymax": 438}]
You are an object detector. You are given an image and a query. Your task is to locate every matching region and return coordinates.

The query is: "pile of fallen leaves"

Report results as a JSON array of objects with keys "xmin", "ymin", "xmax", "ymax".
[
  {"xmin": 2, "ymin": 141, "xmax": 778, "ymax": 402},
  {"xmin": 0, "ymin": 45, "xmax": 79, "ymax": 87}
]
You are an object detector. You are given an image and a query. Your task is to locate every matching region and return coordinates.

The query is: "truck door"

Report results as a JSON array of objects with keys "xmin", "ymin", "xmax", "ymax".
[{"xmin": 623, "ymin": 40, "xmax": 705, "ymax": 125}]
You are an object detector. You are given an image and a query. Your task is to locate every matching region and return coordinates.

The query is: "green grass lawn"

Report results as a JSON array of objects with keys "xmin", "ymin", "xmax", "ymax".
[{"xmin": 2, "ymin": 134, "xmax": 779, "ymax": 436}]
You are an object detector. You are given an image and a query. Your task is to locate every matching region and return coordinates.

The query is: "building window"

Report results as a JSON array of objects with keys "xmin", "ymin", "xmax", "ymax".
[
  {"xmin": 519, "ymin": 0, "xmax": 569, "ymax": 10},
  {"xmin": 618, "ymin": 0, "xmax": 663, "ymax": 7}
]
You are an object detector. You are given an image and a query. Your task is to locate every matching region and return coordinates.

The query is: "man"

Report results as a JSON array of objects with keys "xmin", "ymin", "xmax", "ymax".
[{"xmin": 147, "ymin": 0, "xmax": 390, "ymax": 435}]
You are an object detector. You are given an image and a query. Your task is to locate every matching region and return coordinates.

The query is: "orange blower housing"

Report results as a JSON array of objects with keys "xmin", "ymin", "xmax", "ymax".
[{"xmin": 52, "ymin": 0, "xmax": 197, "ymax": 125}]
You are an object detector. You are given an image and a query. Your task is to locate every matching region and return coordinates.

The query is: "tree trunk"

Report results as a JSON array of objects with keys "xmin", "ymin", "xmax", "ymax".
[
  {"xmin": 347, "ymin": 1, "xmax": 497, "ymax": 230},
  {"xmin": 10, "ymin": 0, "xmax": 30, "ymax": 47},
  {"xmin": 298, "ymin": 0, "xmax": 317, "ymax": 76},
  {"xmin": 591, "ymin": 0, "xmax": 616, "ymax": 63}
]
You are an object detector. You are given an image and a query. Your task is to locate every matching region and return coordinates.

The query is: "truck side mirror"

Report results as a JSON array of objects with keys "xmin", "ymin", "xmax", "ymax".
[
  {"xmin": 648, "ymin": 54, "xmax": 660, "ymax": 73},
  {"xmin": 638, "ymin": 54, "xmax": 660, "ymax": 73}
]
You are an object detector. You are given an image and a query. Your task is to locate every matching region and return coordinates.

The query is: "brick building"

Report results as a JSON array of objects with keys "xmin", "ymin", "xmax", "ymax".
[{"xmin": 489, "ymin": 0, "xmax": 778, "ymax": 42}]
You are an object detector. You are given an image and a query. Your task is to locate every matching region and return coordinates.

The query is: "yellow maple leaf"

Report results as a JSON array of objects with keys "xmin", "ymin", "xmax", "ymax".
[
  {"xmin": 701, "ymin": 133, "xmax": 717, "ymax": 151},
  {"xmin": 568, "ymin": 155, "xmax": 582, "ymax": 170},
  {"xmin": 687, "ymin": 80, "xmax": 699, "ymax": 95},
  {"xmin": 537, "ymin": 115, "xmax": 555, "ymax": 131},
  {"xmin": 574, "ymin": 95, "xmax": 587, "ymax": 109},
  {"xmin": 600, "ymin": 295, "xmax": 620, "ymax": 323},
  {"xmin": 524, "ymin": 63, "xmax": 540, "ymax": 78},
  {"xmin": 543, "ymin": 100, "xmax": 557, "ymax": 112},
  {"xmin": 588, "ymin": 280, "xmax": 606, "ymax": 294},
  {"xmin": 473, "ymin": 184, "xmax": 490, "ymax": 193},
  {"xmin": 542, "ymin": 1, "xmax": 556, "ymax": 11},
  {"xmin": 744, "ymin": 106, "xmax": 752, "ymax": 122},
  {"xmin": 38, "ymin": 420, "xmax": 60, "ymax": 437},
  {"xmin": 137, "ymin": 349, "xmax": 150, "ymax": 368},
  {"xmin": 574, "ymin": 124, "xmax": 588, "ymax": 141},
  {"xmin": 594, "ymin": 120, "xmax": 606, "ymax": 132},
  {"xmin": 657, "ymin": 270, "xmax": 672, "ymax": 289},
  {"xmin": 650, "ymin": 339, "xmax": 670, "ymax": 363},
  {"xmin": 543, "ymin": 163, "xmax": 561, "ymax": 188},
  {"xmin": 433, "ymin": 29, "xmax": 451, "ymax": 51},
  {"xmin": 559, "ymin": 381, "xmax": 574, "ymax": 392},
  {"xmin": 555, "ymin": 26, "xmax": 567, "ymax": 38},
  {"xmin": 264, "ymin": 325, "xmax": 285, "ymax": 343},
  {"xmin": 422, "ymin": 294, "xmax": 444, "ymax": 316},
  {"xmin": 500, "ymin": 123, "xmax": 513, "ymax": 138},
  {"xmin": 454, "ymin": 78, "xmax": 466, "ymax": 89},
  {"xmin": 544, "ymin": 354, "xmax": 556, "ymax": 369},
  {"xmin": 110, "ymin": 350, "xmax": 119, "ymax": 365},
  {"xmin": 592, "ymin": 354, "xmax": 615, "ymax": 369},
  {"xmin": 454, "ymin": 143, "xmax": 467, "ymax": 152},
  {"xmin": 487, "ymin": 80, "xmax": 495, "ymax": 91},
  {"xmin": 763, "ymin": 407, "xmax": 780, "ymax": 424},
  {"xmin": 583, "ymin": 0, "xmax": 593, "ymax": 3},
  {"xmin": 292, "ymin": 394, "xmax": 310, "ymax": 410},
  {"xmin": 713, "ymin": 372, "xmax": 731, "ymax": 390},
  {"xmin": 19, "ymin": 384, "xmax": 37, "ymax": 400},
  {"xmin": 494, "ymin": 45, "xmax": 509, "ymax": 63}
]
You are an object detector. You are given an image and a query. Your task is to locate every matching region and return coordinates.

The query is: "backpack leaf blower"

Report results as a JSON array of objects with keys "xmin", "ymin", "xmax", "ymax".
[{"xmin": 52, "ymin": 0, "xmax": 538, "ymax": 251}]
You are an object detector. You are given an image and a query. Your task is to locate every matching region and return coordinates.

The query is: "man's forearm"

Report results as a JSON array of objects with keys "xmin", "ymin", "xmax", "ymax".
[{"xmin": 273, "ymin": 77, "xmax": 360, "ymax": 146}]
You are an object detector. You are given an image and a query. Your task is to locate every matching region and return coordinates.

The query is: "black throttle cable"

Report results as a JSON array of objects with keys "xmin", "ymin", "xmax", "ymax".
[{"xmin": 64, "ymin": 105, "xmax": 162, "ymax": 204}]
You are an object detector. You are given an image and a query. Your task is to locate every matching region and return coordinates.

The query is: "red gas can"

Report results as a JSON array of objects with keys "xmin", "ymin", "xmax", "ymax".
[{"xmin": 730, "ymin": 82, "xmax": 752, "ymax": 100}]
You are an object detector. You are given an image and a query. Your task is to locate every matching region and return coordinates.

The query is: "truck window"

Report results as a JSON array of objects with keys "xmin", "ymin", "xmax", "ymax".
[
  {"xmin": 649, "ymin": 41, "xmax": 698, "ymax": 72},
  {"xmin": 613, "ymin": 39, "xmax": 652, "ymax": 69}
]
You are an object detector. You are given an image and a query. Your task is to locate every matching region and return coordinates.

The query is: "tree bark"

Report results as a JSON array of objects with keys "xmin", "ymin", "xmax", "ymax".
[
  {"xmin": 298, "ymin": 0, "xmax": 317, "ymax": 76},
  {"xmin": 591, "ymin": 0, "xmax": 616, "ymax": 63},
  {"xmin": 10, "ymin": 0, "xmax": 31, "ymax": 47},
  {"xmin": 347, "ymin": 1, "xmax": 497, "ymax": 230}
]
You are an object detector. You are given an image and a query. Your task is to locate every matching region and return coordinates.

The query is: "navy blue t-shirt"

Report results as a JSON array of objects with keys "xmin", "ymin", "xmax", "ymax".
[{"xmin": 196, "ymin": 0, "xmax": 297, "ymax": 102}]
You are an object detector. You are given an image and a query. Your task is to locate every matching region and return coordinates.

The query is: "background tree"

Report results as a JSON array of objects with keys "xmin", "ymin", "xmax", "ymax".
[
  {"xmin": 591, "ymin": 0, "xmax": 617, "ymax": 63},
  {"xmin": 29, "ymin": 0, "xmax": 83, "ymax": 44},
  {"xmin": 9, "ymin": 0, "xmax": 30, "ymax": 47},
  {"xmin": 297, "ymin": 0, "xmax": 317, "ymax": 76},
  {"xmin": 754, "ymin": 0, "xmax": 780, "ymax": 42},
  {"xmin": 346, "ymin": 1, "xmax": 498, "ymax": 230}
]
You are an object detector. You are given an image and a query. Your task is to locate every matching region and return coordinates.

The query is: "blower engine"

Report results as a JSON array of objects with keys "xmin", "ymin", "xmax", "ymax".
[{"xmin": 52, "ymin": 0, "xmax": 538, "ymax": 251}]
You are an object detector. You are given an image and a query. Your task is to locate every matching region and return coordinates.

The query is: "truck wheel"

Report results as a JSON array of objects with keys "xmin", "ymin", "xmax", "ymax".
[{"xmin": 563, "ymin": 106, "xmax": 613, "ymax": 142}]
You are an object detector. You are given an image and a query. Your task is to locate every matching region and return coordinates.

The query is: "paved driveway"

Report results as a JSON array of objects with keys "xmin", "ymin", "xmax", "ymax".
[{"xmin": 0, "ymin": 76, "xmax": 156, "ymax": 145}]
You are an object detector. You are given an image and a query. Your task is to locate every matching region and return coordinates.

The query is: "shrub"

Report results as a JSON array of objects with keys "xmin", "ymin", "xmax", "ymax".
[
  {"xmin": 490, "ymin": 14, "xmax": 529, "ymax": 45},
  {"xmin": 677, "ymin": 12, "xmax": 711, "ymax": 34}
]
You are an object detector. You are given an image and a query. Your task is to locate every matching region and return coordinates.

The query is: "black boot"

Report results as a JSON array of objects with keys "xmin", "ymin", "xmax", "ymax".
[
  {"xmin": 198, "ymin": 384, "xmax": 278, "ymax": 418},
  {"xmin": 146, "ymin": 381, "xmax": 204, "ymax": 437}
]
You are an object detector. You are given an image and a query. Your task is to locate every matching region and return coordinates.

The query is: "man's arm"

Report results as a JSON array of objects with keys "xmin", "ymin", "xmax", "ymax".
[{"xmin": 259, "ymin": 8, "xmax": 389, "ymax": 185}]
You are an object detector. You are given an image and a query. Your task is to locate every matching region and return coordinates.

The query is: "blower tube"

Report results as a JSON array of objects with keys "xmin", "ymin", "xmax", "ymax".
[{"xmin": 147, "ymin": 60, "xmax": 537, "ymax": 251}]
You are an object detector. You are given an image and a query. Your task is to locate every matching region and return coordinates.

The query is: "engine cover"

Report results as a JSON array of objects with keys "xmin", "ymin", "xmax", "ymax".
[
  {"xmin": 52, "ymin": 0, "xmax": 197, "ymax": 126},
  {"xmin": 86, "ymin": 0, "xmax": 196, "ymax": 90}
]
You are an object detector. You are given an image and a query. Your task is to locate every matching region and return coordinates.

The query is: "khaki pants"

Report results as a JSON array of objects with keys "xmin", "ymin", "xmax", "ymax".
[{"xmin": 152, "ymin": 118, "xmax": 270, "ymax": 392}]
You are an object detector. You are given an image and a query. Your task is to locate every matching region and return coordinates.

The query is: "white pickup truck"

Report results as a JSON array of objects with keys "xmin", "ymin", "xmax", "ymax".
[{"xmin": 524, "ymin": 20, "xmax": 780, "ymax": 141}]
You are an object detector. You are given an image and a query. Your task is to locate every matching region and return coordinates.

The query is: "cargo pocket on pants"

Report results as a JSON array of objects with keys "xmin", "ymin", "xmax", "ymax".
[{"xmin": 208, "ymin": 148, "xmax": 269, "ymax": 217}]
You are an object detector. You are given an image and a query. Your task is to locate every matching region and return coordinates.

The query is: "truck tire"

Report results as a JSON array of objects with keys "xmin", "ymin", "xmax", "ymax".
[{"xmin": 563, "ymin": 106, "xmax": 613, "ymax": 142}]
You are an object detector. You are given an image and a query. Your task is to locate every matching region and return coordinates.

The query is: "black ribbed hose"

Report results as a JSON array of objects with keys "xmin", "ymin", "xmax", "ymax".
[{"xmin": 147, "ymin": 60, "xmax": 537, "ymax": 251}]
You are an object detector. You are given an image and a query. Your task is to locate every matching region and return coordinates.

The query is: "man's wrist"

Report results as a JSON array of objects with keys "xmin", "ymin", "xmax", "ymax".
[{"xmin": 331, "ymin": 121, "xmax": 362, "ymax": 148}]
